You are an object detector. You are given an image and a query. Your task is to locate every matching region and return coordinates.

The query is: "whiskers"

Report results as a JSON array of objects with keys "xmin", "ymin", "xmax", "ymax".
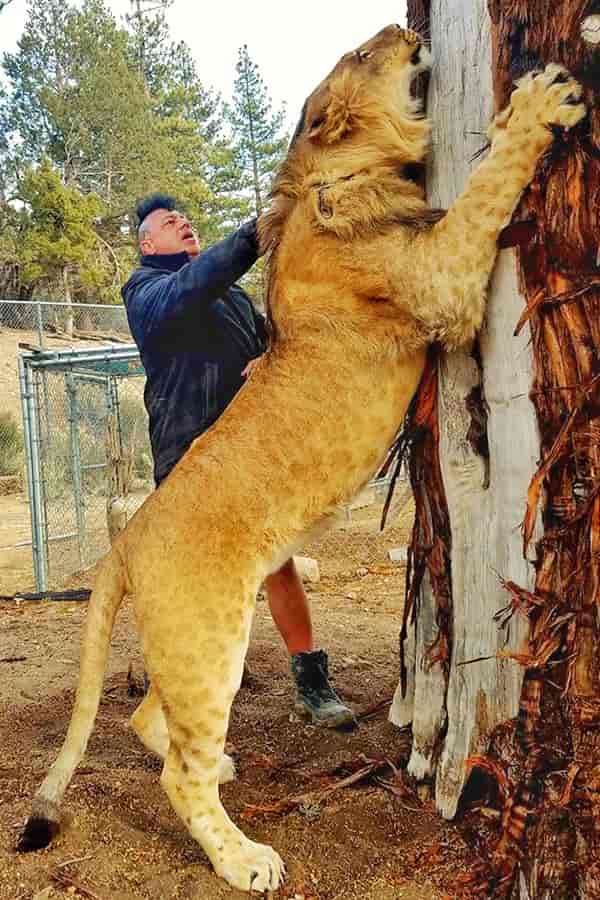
[{"xmin": 407, "ymin": 15, "xmax": 431, "ymax": 47}]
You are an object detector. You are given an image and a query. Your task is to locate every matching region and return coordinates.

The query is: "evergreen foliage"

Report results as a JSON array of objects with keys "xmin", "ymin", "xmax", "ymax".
[
  {"xmin": 0, "ymin": 0, "xmax": 286, "ymax": 303},
  {"xmin": 225, "ymin": 45, "xmax": 288, "ymax": 216}
]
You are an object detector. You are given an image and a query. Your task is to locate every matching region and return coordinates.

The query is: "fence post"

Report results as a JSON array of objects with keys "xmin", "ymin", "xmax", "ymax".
[
  {"xmin": 19, "ymin": 356, "xmax": 48, "ymax": 591},
  {"xmin": 66, "ymin": 373, "xmax": 86, "ymax": 569},
  {"xmin": 35, "ymin": 301, "xmax": 44, "ymax": 349}
]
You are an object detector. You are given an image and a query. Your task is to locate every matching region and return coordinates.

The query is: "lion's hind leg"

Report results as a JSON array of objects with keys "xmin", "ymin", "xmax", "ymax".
[
  {"xmin": 151, "ymin": 596, "xmax": 284, "ymax": 892},
  {"xmin": 131, "ymin": 687, "xmax": 236, "ymax": 783},
  {"xmin": 131, "ymin": 686, "xmax": 170, "ymax": 759}
]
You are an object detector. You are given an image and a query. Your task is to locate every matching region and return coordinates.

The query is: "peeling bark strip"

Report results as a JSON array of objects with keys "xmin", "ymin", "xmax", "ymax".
[{"xmin": 400, "ymin": 347, "xmax": 453, "ymax": 692}]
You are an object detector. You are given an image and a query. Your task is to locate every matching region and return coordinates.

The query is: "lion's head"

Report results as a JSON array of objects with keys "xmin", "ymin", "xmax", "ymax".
[
  {"xmin": 291, "ymin": 25, "xmax": 430, "ymax": 147},
  {"xmin": 259, "ymin": 26, "xmax": 434, "ymax": 253}
]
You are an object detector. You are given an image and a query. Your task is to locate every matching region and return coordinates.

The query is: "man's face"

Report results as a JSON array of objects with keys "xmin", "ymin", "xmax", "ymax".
[{"xmin": 139, "ymin": 208, "xmax": 201, "ymax": 257}]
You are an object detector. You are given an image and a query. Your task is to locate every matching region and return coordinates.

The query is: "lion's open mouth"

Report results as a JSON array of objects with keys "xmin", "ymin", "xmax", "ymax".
[{"xmin": 410, "ymin": 43, "xmax": 433, "ymax": 74}]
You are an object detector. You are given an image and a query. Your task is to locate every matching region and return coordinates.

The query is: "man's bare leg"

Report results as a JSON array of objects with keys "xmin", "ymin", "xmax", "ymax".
[
  {"xmin": 265, "ymin": 558, "xmax": 356, "ymax": 729},
  {"xmin": 264, "ymin": 557, "xmax": 313, "ymax": 654}
]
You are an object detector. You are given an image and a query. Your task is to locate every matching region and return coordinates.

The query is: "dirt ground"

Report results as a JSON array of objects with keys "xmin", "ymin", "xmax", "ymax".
[
  {"xmin": 0, "ymin": 491, "xmax": 34, "ymax": 596},
  {"xmin": 0, "ymin": 497, "xmax": 482, "ymax": 900}
]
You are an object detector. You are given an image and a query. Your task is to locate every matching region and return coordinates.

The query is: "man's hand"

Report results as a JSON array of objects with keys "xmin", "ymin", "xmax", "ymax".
[{"xmin": 242, "ymin": 356, "xmax": 263, "ymax": 378}]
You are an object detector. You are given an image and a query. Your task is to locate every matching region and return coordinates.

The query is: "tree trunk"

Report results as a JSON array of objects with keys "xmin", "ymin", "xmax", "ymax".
[
  {"xmin": 392, "ymin": 0, "xmax": 536, "ymax": 815},
  {"xmin": 391, "ymin": 1, "xmax": 600, "ymax": 894}
]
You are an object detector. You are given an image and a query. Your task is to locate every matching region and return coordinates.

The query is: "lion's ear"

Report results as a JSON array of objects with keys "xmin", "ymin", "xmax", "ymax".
[
  {"xmin": 308, "ymin": 90, "xmax": 356, "ymax": 145},
  {"xmin": 309, "ymin": 181, "xmax": 354, "ymax": 239}
]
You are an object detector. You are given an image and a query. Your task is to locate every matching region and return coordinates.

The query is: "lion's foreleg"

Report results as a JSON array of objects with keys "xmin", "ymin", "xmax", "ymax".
[
  {"xmin": 408, "ymin": 65, "xmax": 585, "ymax": 348},
  {"xmin": 412, "ymin": 145, "xmax": 545, "ymax": 348}
]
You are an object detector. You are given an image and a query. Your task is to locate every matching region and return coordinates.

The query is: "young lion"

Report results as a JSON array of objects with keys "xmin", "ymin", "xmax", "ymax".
[{"xmin": 18, "ymin": 25, "xmax": 585, "ymax": 895}]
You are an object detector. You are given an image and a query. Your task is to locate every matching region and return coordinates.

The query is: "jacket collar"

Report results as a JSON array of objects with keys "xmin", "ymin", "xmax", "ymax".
[{"xmin": 140, "ymin": 252, "xmax": 189, "ymax": 273}]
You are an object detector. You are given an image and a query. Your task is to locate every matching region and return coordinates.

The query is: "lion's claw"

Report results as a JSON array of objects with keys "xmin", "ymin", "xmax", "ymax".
[
  {"xmin": 489, "ymin": 63, "xmax": 587, "ymax": 144},
  {"xmin": 214, "ymin": 839, "xmax": 285, "ymax": 893}
]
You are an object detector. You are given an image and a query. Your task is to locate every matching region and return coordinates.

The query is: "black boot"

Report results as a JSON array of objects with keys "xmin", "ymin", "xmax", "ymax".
[{"xmin": 291, "ymin": 650, "xmax": 357, "ymax": 729}]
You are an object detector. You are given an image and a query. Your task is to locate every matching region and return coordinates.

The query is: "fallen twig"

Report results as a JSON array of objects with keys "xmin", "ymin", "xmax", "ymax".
[
  {"xmin": 0, "ymin": 656, "xmax": 27, "ymax": 664},
  {"xmin": 242, "ymin": 754, "xmax": 403, "ymax": 820},
  {"xmin": 11, "ymin": 589, "xmax": 92, "ymax": 603},
  {"xmin": 356, "ymin": 694, "xmax": 393, "ymax": 720},
  {"xmin": 57, "ymin": 853, "xmax": 94, "ymax": 869},
  {"xmin": 51, "ymin": 866, "xmax": 104, "ymax": 899},
  {"xmin": 375, "ymin": 756, "xmax": 424, "ymax": 811}
]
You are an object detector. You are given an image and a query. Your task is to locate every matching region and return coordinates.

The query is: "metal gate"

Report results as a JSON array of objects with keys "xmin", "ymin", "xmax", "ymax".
[{"xmin": 19, "ymin": 345, "xmax": 152, "ymax": 591}]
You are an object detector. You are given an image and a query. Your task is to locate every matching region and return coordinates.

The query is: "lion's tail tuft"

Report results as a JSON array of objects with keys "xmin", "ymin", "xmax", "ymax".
[
  {"xmin": 16, "ymin": 807, "xmax": 61, "ymax": 852},
  {"xmin": 16, "ymin": 552, "xmax": 127, "ymax": 852}
]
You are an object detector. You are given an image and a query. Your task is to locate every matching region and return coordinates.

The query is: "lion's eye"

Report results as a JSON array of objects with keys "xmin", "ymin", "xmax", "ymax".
[{"xmin": 356, "ymin": 50, "xmax": 373, "ymax": 62}]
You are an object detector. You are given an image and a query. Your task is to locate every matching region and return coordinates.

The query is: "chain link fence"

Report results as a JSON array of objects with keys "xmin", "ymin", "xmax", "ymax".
[
  {"xmin": 0, "ymin": 301, "xmax": 152, "ymax": 594},
  {"xmin": 18, "ymin": 346, "xmax": 153, "ymax": 592},
  {"xmin": 0, "ymin": 298, "xmax": 131, "ymax": 347}
]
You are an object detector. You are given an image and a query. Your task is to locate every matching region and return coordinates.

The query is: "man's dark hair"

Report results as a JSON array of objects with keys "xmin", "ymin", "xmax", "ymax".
[{"xmin": 136, "ymin": 193, "xmax": 178, "ymax": 232}]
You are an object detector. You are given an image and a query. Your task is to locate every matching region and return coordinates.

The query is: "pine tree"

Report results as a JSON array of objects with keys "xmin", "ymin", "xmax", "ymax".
[
  {"xmin": 17, "ymin": 159, "xmax": 103, "ymax": 328},
  {"xmin": 150, "ymin": 39, "xmax": 251, "ymax": 239},
  {"xmin": 0, "ymin": 201, "xmax": 28, "ymax": 300},
  {"xmin": 122, "ymin": 6, "xmax": 250, "ymax": 239},
  {"xmin": 225, "ymin": 45, "xmax": 288, "ymax": 216},
  {"xmin": 1, "ymin": 0, "xmax": 217, "ymax": 299},
  {"xmin": 125, "ymin": 0, "xmax": 173, "ymax": 94},
  {"xmin": 2, "ymin": 0, "xmax": 76, "ymax": 170}
]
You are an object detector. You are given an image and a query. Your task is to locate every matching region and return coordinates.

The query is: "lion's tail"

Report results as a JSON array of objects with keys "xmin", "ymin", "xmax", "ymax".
[{"xmin": 17, "ymin": 551, "xmax": 127, "ymax": 852}]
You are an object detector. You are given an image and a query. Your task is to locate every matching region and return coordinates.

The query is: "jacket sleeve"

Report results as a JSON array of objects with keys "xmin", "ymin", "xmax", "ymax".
[{"xmin": 124, "ymin": 219, "xmax": 259, "ymax": 350}]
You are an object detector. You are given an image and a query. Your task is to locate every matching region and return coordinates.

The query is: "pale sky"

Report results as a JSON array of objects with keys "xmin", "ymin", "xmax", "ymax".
[{"xmin": 1, "ymin": 1, "xmax": 408, "ymax": 129}]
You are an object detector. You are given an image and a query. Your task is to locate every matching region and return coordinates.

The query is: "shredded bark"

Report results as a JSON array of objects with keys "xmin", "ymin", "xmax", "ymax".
[{"xmin": 389, "ymin": 346, "xmax": 453, "ymax": 693}]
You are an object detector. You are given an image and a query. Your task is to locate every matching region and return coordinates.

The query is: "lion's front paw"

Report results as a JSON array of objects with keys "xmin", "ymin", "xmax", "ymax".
[
  {"xmin": 490, "ymin": 64, "xmax": 586, "ymax": 142},
  {"xmin": 214, "ymin": 839, "xmax": 285, "ymax": 893}
]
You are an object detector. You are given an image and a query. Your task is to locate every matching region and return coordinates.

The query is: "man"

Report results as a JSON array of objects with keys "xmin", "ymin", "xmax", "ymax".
[{"xmin": 121, "ymin": 193, "xmax": 356, "ymax": 729}]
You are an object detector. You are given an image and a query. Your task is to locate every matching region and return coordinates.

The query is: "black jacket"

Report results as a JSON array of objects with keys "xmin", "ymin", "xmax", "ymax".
[{"xmin": 121, "ymin": 220, "xmax": 267, "ymax": 484}]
